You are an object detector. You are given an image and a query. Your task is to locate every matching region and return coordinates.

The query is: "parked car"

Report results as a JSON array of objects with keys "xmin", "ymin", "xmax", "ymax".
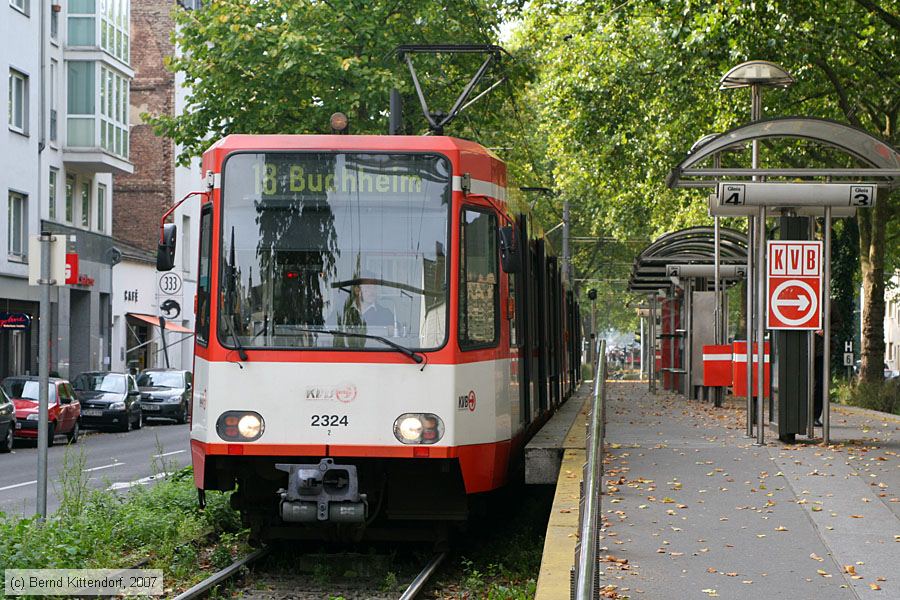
[
  {"xmin": 137, "ymin": 369, "xmax": 192, "ymax": 423},
  {"xmin": 0, "ymin": 385, "xmax": 15, "ymax": 452},
  {"xmin": 1, "ymin": 376, "xmax": 80, "ymax": 445},
  {"xmin": 72, "ymin": 372, "xmax": 143, "ymax": 432}
]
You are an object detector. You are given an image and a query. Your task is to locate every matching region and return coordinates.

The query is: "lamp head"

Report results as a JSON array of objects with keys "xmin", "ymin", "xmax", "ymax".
[{"xmin": 719, "ymin": 60, "xmax": 793, "ymax": 90}]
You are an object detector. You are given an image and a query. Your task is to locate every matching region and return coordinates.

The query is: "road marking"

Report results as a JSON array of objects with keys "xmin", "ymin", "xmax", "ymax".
[
  {"xmin": 107, "ymin": 472, "xmax": 170, "ymax": 491},
  {"xmin": 152, "ymin": 450, "xmax": 185, "ymax": 458},
  {"xmin": 0, "ymin": 480, "xmax": 37, "ymax": 492},
  {"xmin": 82, "ymin": 462, "xmax": 124, "ymax": 473}
]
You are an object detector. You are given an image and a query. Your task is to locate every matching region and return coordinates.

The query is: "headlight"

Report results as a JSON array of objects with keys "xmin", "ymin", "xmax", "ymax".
[
  {"xmin": 237, "ymin": 414, "xmax": 262, "ymax": 438},
  {"xmin": 393, "ymin": 413, "xmax": 444, "ymax": 445},
  {"xmin": 216, "ymin": 411, "xmax": 265, "ymax": 442},
  {"xmin": 26, "ymin": 413, "xmax": 39, "ymax": 421},
  {"xmin": 109, "ymin": 402, "xmax": 126, "ymax": 411}
]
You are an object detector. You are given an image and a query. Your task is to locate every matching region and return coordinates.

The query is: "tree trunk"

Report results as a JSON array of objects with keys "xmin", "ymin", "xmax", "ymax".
[{"xmin": 859, "ymin": 199, "xmax": 887, "ymax": 382}]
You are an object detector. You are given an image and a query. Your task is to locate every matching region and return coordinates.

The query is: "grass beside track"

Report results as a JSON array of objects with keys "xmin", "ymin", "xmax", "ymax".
[
  {"xmin": 0, "ymin": 448, "xmax": 248, "ymax": 599},
  {"xmin": 427, "ymin": 484, "xmax": 554, "ymax": 599}
]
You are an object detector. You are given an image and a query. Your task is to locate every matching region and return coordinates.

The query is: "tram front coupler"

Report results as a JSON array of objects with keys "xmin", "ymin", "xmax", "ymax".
[{"xmin": 276, "ymin": 459, "xmax": 368, "ymax": 523}]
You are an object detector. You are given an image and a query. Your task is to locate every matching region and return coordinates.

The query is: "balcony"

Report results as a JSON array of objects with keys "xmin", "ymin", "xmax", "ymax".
[{"xmin": 66, "ymin": 0, "xmax": 131, "ymax": 70}]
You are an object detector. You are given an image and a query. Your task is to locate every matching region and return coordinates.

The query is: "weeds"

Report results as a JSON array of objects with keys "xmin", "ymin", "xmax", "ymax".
[
  {"xmin": 54, "ymin": 446, "xmax": 90, "ymax": 520},
  {"xmin": 0, "ymin": 465, "xmax": 245, "ymax": 596}
]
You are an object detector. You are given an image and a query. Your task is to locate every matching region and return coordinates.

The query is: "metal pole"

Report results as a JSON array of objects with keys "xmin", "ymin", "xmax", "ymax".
[
  {"xmin": 36, "ymin": 232, "xmax": 52, "ymax": 519},
  {"xmin": 807, "ymin": 217, "xmax": 816, "ymax": 438},
  {"xmin": 685, "ymin": 279, "xmax": 693, "ymax": 398},
  {"xmin": 669, "ymin": 289, "xmax": 675, "ymax": 392},
  {"xmin": 158, "ymin": 317, "xmax": 170, "ymax": 369},
  {"xmin": 563, "ymin": 200, "xmax": 571, "ymax": 285},
  {"xmin": 755, "ymin": 206, "xmax": 766, "ymax": 446},
  {"xmin": 746, "ymin": 82, "xmax": 761, "ymax": 434},
  {"xmin": 745, "ymin": 219, "xmax": 754, "ymax": 430},
  {"xmin": 590, "ymin": 298, "xmax": 596, "ymax": 366},
  {"xmin": 389, "ymin": 88, "xmax": 403, "ymax": 135},
  {"xmin": 649, "ymin": 295, "xmax": 656, "ymax": 393},
  {"xmin": 823, "ymin": 206, "xmax": 832, "ymax": 444},
  {"xmin": 640, "ymin": 316, "xmax": 645, "ymax": 380}
]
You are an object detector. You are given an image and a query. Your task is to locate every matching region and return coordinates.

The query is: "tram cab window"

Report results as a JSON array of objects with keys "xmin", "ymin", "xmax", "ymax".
[
  {"xmin": 458, "ymin": 208, "xmax": 499, "ymax": 349},
  {"xmin": 218, "ymin": 152, "xmax": 451, "ymax": 352},
  {"xmin": 196, "ymin": 203, "xmax": 213, "ymax": 345}
]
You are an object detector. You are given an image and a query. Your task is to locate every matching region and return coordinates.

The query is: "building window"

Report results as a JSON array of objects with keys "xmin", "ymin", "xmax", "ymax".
[
  {"xmin": 49, "ymin": 168, "xmax": 59, "ymax": 220},
  {"xmin": 97, "ymin": 183, "xmax": 106, "ymax": 232},
  {"xmin": 8, "ymin": 191, "xmax": 27, "ymax": 260},
  {"xmin": 458, "ymin": 208, "xmax": 499, "ymax": 348},
  {"xmin": 101, "ymin": 0, "xmax": 130, "ymax": 63},
  {"xmin": 9, "ymin": 0, "xmax": 28, "ymax": 16},
  {"xmin": 100, "ymin": 66, "xmax": 128, "ymax": 158},
  {"xmin": 66, "ymin": 61, "xmax": 95, "ymax": 147},
  {"xmin": 8, "ymin": 69, "xmax": 27, "ymax": 133},
  {"xmin": 65, "ymin": 174, "xmax": 75, "ymax": 222},
  {"xmin": 80, "ymin": 181, "xmax": 91, "ymax": 227},
  {"xmin": 50, "ymin": 60, "xmax": 58, "ymax": 142},
  {"xmin": 67, "ymin": 0, "xmax": 96, "ymax": 46}
]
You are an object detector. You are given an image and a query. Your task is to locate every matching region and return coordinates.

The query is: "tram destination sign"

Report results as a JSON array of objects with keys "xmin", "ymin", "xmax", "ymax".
[
  {"xmin": 766, "ymin": 241, "xmax": 823, "ymax": 330},
  {"xmin": 716, "ymin": 182, "xmax": 877, "ymax": 208}
]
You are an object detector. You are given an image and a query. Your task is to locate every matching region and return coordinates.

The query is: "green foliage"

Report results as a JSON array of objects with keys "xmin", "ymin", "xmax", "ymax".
[
  {"xmin": 843, "ymin": 379, "xmax": 900, "ymax": 415},
  {"xmin": 149, "ymin": 0, "xmax": 518, "ymax": 165},
  {"xmin": 517, "ymin": 0, "xmax": 898, "ymax": 331},
  {"xmin": 0, "ymin": 467, "xmax": 243, "ymax": 595}
]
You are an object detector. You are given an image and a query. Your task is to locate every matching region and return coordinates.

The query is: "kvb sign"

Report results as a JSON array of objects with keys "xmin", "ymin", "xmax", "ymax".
[{"xmin": 766, "ymin": 241, "xmax": 822, "ymax": 330}]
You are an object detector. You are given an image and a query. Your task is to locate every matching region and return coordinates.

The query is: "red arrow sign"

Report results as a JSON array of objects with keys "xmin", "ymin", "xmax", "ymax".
[{"xmin": 767, "ymin": 241, "xmax": 822, "ymax": 330}]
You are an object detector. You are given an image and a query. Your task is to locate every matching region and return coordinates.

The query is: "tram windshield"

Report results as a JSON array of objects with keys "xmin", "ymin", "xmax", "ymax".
[{"xmin": 219, "ymin": 152, "xmax": 451, "ymax": 351}]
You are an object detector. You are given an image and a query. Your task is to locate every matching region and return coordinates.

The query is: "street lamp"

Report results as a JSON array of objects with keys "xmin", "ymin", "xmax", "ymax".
[{"xmin": 719, "ymin": 60, "xmax": 794, "ymax": 445}]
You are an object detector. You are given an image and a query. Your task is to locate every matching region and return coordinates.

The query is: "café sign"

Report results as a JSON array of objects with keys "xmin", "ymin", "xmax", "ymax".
[{"xmin": 0, "ymin": 312, "xmax": 31, "ymax": 330}]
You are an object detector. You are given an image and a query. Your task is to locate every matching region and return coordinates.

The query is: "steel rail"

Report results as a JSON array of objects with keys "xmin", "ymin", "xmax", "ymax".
[
  {"xmin": 170, "ymin": 546, "xmax": 270, "ymax": 600},
  {"xmin": 399, "ymin": 552, "xmax": 448, "ymax": 600},
  {"xmin": 573, "ymin": 338, "xmax": 607, "ymax": 599}
]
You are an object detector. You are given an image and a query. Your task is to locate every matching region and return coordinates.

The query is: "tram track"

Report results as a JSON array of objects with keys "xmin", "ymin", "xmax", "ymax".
[{"xmin": 170, "ymin": 546, "xmax": 447, "ymax": 600}]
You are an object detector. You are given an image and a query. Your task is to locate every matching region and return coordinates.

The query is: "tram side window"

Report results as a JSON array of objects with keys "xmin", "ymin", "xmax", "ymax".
[
  {"xmin": 459, "ymin": 208, "xmax": 499, "ymax": 348},
  {"xmin": 196, "ymin": 203, "xmax": 213, "ymax": 345}
]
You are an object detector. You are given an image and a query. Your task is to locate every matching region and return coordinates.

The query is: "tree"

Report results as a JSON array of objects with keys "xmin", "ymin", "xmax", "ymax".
[
  {"xmin": 515, "ymin": 0, "xmax": 898, "ymax": 371},
  {"xmin": 148, "ymin": 0, "xmax": 513, "ymax": 165}
]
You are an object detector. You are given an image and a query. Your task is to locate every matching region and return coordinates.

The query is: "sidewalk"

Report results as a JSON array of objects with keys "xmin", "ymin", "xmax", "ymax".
[{"xmin": 600, "ymin": 382, "xmax": 900, "ymax": 599}]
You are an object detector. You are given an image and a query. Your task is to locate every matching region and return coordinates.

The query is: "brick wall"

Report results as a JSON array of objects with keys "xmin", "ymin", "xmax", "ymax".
[{"xmin": 114, "ymin": 0, "xmax": 175, "ymax": 253}]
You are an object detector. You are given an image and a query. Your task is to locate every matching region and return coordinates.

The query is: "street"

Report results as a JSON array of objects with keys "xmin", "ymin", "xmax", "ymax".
[{"xmin": 0, "ymin": 422, "xmax": 191, "ymax": 516}]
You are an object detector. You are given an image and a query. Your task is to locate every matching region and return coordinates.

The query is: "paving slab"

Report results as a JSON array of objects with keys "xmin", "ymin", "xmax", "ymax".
[{"xmin": 600, "ymin": 382, "xmax": 900, "ymax": 600}]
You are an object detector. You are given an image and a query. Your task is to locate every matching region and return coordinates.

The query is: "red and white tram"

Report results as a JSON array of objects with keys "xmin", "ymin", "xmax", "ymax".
[{"xmin": 158, "ymin": 133, "xmax": 580, "ymax": 540}]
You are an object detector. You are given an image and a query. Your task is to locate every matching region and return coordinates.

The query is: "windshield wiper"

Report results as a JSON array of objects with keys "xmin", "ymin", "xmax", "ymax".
[
  {"xmin": 223, "ymin": 314, "xmax": 249, "ymax": 361},
  {"xmin": 287, "ymin": 327, "xmax": 424, "ymax": 364}
]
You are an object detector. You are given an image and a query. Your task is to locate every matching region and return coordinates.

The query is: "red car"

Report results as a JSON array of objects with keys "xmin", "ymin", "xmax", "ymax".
[{"xmin": 1, "ymin": 376, "xmax": 81, "ymax": 446}]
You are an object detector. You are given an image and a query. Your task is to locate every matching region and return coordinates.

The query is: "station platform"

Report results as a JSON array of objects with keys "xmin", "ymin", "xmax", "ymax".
[{"xmin": 596, "ymin": 381, "xmax": 900, "ymax": 599}]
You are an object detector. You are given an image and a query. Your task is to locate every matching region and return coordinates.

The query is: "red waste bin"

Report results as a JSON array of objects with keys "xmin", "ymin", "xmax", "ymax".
[
  {"xmin": 732, "ymin": 340, "xmax": 770, "ymax": 398},
  {"xmin": 702, "ymin": 344, "xmax": 733, "ymax": 387}
]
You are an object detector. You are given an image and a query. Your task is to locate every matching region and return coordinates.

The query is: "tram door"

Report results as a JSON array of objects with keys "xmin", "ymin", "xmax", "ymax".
[
  {"xmin": 515, "ymin": 215, "xmax": 533, "ymax": 426},
  {"xmin": 534, "ymin": 240, "xmax": 550, "ymax": 414}
]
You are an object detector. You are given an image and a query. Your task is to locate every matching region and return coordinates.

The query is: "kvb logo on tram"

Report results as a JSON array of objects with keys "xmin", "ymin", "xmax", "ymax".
[{"xmin": 766, "ymin": 241, "xmax": 822, "ymax": 330}]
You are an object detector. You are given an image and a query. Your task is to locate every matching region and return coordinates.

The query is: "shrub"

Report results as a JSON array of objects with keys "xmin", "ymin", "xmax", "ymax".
[{"xmin": 845, "ymin": 379, "xmax": 900, "ymax": 415}]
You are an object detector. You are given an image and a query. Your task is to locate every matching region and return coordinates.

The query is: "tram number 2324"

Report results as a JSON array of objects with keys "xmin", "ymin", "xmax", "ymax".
[{"xmin": 310, "ymin": 414, "xmax": 349, "ymax": 427}]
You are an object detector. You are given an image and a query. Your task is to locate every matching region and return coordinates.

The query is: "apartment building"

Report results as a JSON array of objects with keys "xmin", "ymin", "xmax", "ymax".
[
  {"xmin": 1, "ymin": 0, "xmax": 133, "ymax": 380},
  {"xmin": 110, "ymin": 0, "xmax": 196, "ymax": 373}
]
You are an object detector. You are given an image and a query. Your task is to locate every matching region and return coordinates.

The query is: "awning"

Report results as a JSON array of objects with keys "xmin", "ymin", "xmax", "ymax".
[{"xmin": 127, "ymin": 313, "xmax": 193, "ymax": 334}]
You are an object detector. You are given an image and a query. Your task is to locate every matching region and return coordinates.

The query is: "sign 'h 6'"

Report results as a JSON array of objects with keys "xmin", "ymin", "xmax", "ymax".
[{"xmin": 766, "ymin": 241, "xmax": 822, "ymax": 330}]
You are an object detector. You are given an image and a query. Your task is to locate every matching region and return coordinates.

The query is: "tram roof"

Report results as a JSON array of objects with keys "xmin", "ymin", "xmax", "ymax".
[
  {"xmin": 204, "ymin": 134, "xmax": 502, "ymax": 162},
  {"xmin": 628, "ymin": 226, "xmax": 748, "ymax": 292}
]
